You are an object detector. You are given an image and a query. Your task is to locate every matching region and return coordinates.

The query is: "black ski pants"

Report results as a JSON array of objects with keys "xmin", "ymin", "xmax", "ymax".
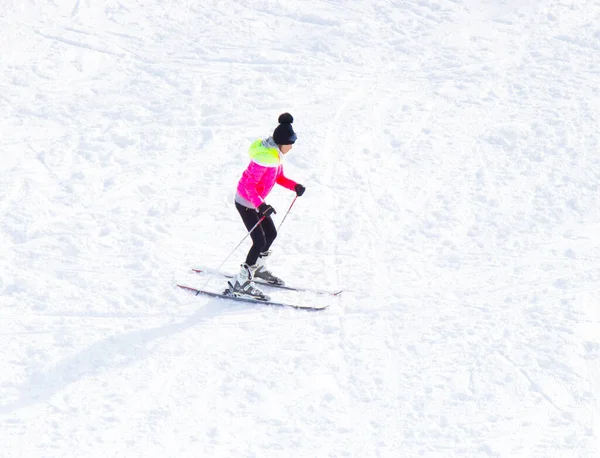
[{"xmin": 236, "ymin": 202, "xmax": 277, "ymax": 266}]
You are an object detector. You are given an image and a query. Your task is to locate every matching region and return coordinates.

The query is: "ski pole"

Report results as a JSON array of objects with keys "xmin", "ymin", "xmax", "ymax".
[
  {"xmin": 217, "ymin": 195, "xmax": 295, "ymax": 273},
  {"xmin": 215, "ymin": 216, "xmax": 266, "ymax": 273},
  {"xmin": 200, "ymin": 216, "xmax": 265, "ymax": 291},
  {"xmin": 201, "ymin": 196, "xmax": 296, "ymax": 290},
  {"xmin": 276, "ymin": 195, "xmax": 298, "ymax": 232}
]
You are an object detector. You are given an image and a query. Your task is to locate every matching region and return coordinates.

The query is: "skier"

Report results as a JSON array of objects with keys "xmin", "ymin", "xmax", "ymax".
[{"xmin": 226, "ymin": 112, "xmax": 306, "ymax": 300}]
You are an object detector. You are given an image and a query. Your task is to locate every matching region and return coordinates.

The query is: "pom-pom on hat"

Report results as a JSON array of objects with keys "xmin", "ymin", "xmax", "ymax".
[{"xmin": 272, "ymin": 113, "xmax": 297, "ymax": 145}]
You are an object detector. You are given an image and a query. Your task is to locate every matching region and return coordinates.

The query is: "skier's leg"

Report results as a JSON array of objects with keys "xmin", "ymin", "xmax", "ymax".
[
  {"xmin": 261, "ymin": 216, "xmax": 277, "ymax": 252},
  {"xmin": 235, "ymin": 202, "xmax": 267, "ymax": 266},
  {"xmin": 252, "ymin": 216, "xmax": 284, "ymax": 285},
  {"xmin": 246, "ymin": 228, "xmax": 267, "ymax": 266},
  {"xmin": 231, "ymin": 203, "xmax": 269, "ymax": 297}
]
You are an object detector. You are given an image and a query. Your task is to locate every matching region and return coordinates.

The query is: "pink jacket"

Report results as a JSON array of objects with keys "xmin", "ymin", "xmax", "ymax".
[{"xmin": 236, "ymin": 138, "xmax": 297, "ymax": 209}]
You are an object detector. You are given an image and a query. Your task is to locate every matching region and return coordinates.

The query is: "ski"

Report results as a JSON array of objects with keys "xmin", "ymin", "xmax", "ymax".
[
  {"xmin": 190, "ymin": 269, "xmax": 343, "ymax": 296},
  {"xmin": 177, "ymin": 284, "xmax": 329, "ymax": 311}
]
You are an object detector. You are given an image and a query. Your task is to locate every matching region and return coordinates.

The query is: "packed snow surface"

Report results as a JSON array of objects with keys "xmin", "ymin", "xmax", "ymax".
[{"xmin": 1, "ymin": 0, "xmax": 599, "ymax": 456}]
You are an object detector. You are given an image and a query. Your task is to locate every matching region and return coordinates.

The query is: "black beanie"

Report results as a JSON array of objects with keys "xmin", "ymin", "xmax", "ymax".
[{"xmin": 272, "ymin": 113, "xmax": 297, "ymax": 145}]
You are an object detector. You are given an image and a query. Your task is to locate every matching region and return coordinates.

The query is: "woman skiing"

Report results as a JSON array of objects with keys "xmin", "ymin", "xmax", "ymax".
[{"xmin": 227, "ymin": 112, "xmax": 306, "ymax": 300}]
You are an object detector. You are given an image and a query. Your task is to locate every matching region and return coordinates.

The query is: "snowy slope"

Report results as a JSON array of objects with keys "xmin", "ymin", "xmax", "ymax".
[{"xmin": 1, "ymin": 0, "xmax": 599, "ymax": 456}]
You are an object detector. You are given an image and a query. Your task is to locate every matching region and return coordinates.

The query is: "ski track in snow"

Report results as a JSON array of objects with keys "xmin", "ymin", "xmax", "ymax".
[{"xmin": 1, "ymin": 0, "xmax": 599, "ymax": 457}]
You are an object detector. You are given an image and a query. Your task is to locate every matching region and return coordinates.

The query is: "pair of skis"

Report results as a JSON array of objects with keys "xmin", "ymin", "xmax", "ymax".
[{"xmin": 177, "ymin": 269, "xmax": 342, "ymax": 311}]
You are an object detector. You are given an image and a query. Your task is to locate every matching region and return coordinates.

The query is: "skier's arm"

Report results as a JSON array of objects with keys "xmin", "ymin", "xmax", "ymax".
[
  {"xmin": 276, "ymin": 168, "xmax": 297, "ymax": 191},
  {"xmin": 238, "ymin": 161, "xmax": 268, "ymax": 208}
]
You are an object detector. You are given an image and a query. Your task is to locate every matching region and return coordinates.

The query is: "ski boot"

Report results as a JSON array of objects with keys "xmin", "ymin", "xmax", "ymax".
[
  {"xmin": 252, "ymin": 250, "xmax": 285, "ymax": 286},
  {"xmin": 225, "ymin": 263, "xmax": 270, "ymax": 301}
]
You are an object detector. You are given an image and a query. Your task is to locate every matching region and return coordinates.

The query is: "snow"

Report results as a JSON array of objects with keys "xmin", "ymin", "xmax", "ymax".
[{"xmin": 1, "ymin": 0, "xmax": 599, "ymax": 456}]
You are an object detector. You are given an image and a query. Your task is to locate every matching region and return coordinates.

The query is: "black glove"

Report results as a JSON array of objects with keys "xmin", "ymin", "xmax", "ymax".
[
  {"xmin": 294, "ymin": 183, "xmax": 306, "ymax": 197},
  {"xmin": 258, "ymin": 202, "xmax": 276, "ymax": 217}
]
